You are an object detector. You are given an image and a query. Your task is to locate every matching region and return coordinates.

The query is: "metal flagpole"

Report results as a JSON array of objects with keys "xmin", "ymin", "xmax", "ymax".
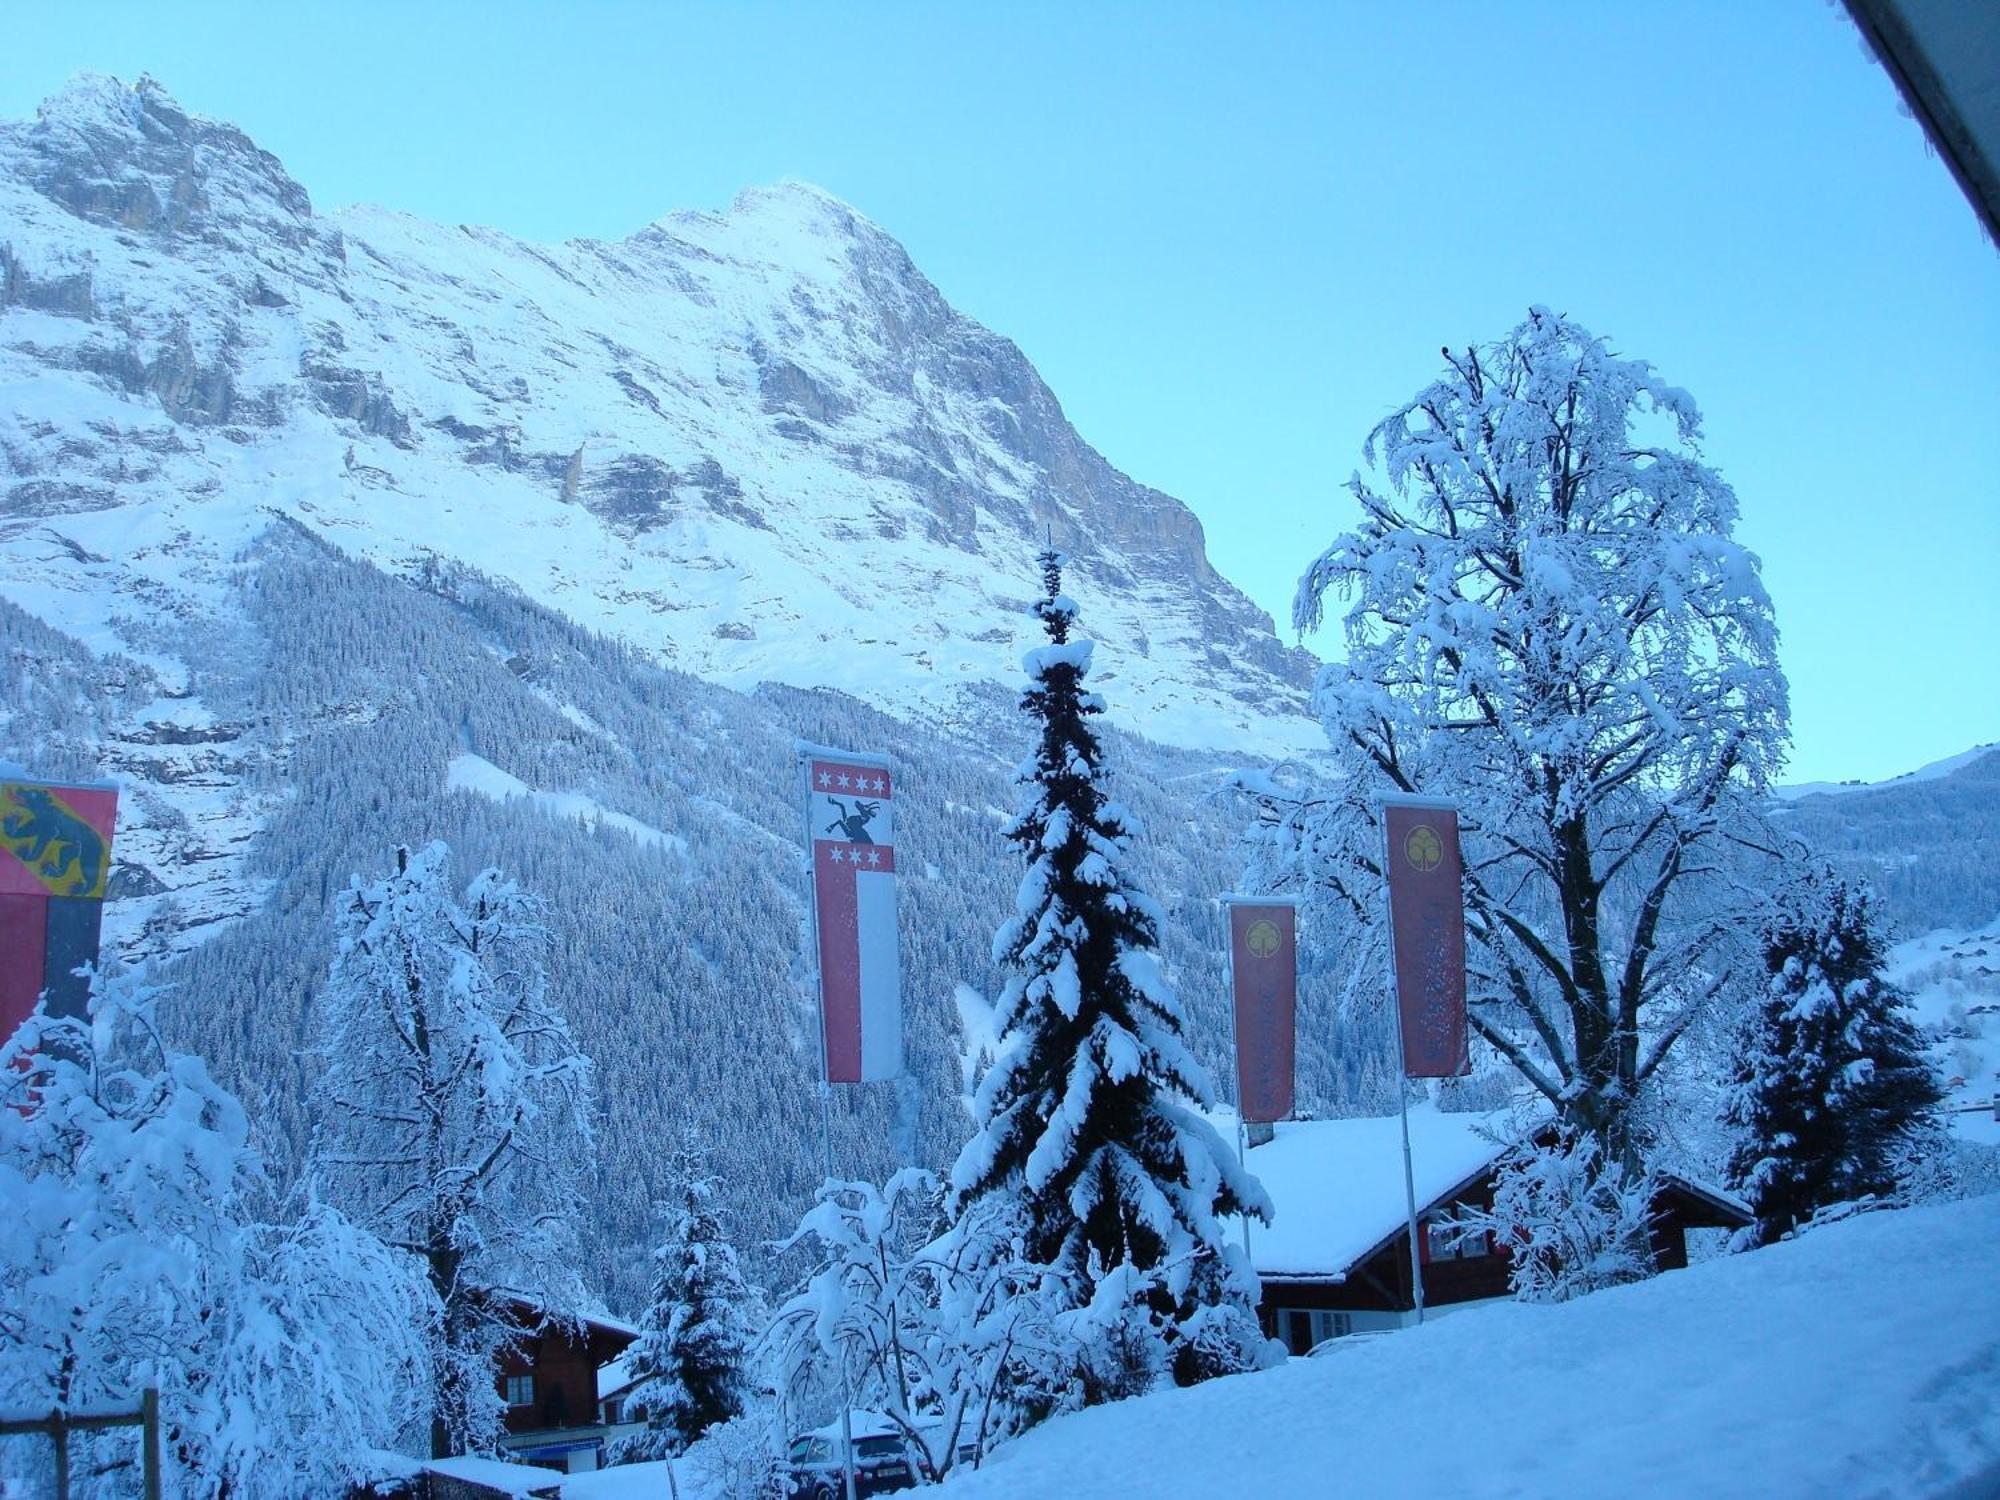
[
  {"xmin": 798, "ymin": 749, "xmax": 859, "ymax": 1500},
  {"xmin": 1380, "ymin": 825, "xmax": 1427, "ymax": 1328},
  {"xmin": 1388, "ymin": 986, "xmax": 1427, "ymax": 1326}
]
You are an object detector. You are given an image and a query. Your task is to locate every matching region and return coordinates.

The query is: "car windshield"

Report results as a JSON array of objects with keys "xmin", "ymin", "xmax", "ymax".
[{"xmin": 855, "ymin": 1436, "xmax": 905, "ymax": 1459}]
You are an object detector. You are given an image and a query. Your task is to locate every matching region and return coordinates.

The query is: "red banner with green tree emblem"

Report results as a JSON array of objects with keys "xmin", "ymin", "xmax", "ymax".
[
  {"xmin": 1383, "ymin": 798, "xmax": 1470, "ymax": 1078},
  {"xmin": 1227, "ymin": 897, "xmax": 1298, "ymax": 1123}
]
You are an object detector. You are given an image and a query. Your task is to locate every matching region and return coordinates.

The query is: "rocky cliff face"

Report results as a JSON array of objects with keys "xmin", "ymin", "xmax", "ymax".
[{"xmin": 1, "ymin": 76, "xmax": 1315, "ymax": 755}]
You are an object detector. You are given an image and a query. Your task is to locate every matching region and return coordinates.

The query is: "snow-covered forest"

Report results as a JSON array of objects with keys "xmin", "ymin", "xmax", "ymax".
[{"xmin": 2, "ymin": 60, "xmax": 1995, "ymax": 1500}]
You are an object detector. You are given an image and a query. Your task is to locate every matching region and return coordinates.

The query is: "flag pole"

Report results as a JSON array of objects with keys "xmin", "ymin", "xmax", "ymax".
[
  {"xmin": 1379, "ymin": 821, "xmax": 1427, "ymax": 1328},
  {"xmin": 798, "ymin": 749, "xmax": 859, "ymax": 1500},
  {"xmin": 1388, "ymin": 985, "xmax": 1427, "ymax": 1327},
  {"xmin": 1222, "ymin": 899, "xmax": 1252, "ymax": 1263}
]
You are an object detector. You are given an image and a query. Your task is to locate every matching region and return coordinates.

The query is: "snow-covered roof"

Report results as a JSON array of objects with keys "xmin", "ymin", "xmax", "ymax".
[
  {"xmin": 425, "ymin": 1455, "xmax": 564, "ymax": 1497},
  {"xmin": 1238, "ymin": 1108, "xmax": 1751, "ymax": 1280},
  {"xmin": 597, "ymin": 1352, "xmax": 641, "ymax": 1401},
  {"xmin": 492, "ymin": 1292, "xmax": 639, "ymax": 1348},
  {"xmin": 1238, "ymin": 1107, "xmax": 1512, "ymax": 1280}
]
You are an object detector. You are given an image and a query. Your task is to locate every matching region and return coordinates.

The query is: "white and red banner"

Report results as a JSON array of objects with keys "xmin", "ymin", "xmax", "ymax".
[
  {"xmin": 1382, "ymin": 797, "xmax": 1470, "ymax": 1078},
  {"xmin": 1226, "ymin": 896, "xmax": 1298, "ymax": 1124},
  {"xmin": 803, "ymin": 750, "xmax": 902, "ymax": 1084}
]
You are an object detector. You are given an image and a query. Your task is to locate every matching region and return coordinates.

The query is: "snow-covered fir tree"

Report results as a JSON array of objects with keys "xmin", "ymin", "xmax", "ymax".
[
  {"xmin": 1725, "ymin": 870, "xmax": 1944, "ymax": 1245},
  {"xmin": 950, "ymin": 549, "xmax": 1271, "ymax": 1396},
  {"xmin": 0, "ymin": 970, "xmax": 431, "ymax": 1500},
  {"xmin": 618, "ymin": 1131, "xmax": 754, "ymax": 1458},
  {"xmin": 307, "ymin": 841, "xmax": 597, "ymax": 1457},
  {"xmin": 1290, "ymin": 307, "xmax": 1790, "ymax": 1168}
]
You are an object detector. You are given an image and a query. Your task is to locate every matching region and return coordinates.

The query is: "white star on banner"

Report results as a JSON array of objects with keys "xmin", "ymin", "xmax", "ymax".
[
  {"xmin": 837, "ymin": 773, "xmax": 851, "ymax": 788},
  {"xmin": 866, "ymin": 850, "xmax": 881, "ymax": 866},
  {"xmin": 831, "ymin": 847, "xmax": 846, "ymax": 863},
  {"xmin": 817, "ymin": 771, "xmax": 831, "ymax": 786}
]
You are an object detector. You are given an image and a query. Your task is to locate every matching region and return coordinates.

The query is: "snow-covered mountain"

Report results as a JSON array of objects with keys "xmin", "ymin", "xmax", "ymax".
[
  {"xmin": 0, "ymin": 75, "xmax": 1326, "ymax": 1308},
  {"xmin": 0, "ymin": 74, "xmax": 1311, "ymax": 749},
  {"xmin": 0, "ymin": 73, "xmax": 1321, "ymax": 966}
]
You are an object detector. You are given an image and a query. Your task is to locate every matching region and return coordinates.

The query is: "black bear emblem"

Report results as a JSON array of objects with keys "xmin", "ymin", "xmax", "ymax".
[{"xmin": 1, "ymin": 786, "xmax": 109, "ymax": 896}]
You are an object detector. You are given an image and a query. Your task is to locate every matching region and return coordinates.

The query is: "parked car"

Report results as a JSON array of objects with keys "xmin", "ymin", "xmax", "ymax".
[{"xmin": 783, "ymin": 1413, "xmax": 916, "ymax": 1499}]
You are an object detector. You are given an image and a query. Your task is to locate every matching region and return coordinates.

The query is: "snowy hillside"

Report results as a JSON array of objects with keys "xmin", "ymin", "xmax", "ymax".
[
  {"xmin": 1771, "ymin": 745, "xmax": 2000, "ymax": 934},
  {"xmin": 1895, "ymin": 917, "xmax": 2000, "ymax": 1141},
  {"xmin": 939, "ymin": 1193, "xmax": 2000, "ymax": 1500}
]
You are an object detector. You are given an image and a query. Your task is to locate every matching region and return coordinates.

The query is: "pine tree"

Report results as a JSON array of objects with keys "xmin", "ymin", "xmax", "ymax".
[
  {"xmin": 949, "ymin": 549, "xmax": 1270, "ymax": 1395},
  {"xmin": 622, "ymin": 1131, "xmax": 752, "ymax": 1455},
  {"xmin": 1725, "ymin": 871, "xmax": 1944, "ymax": 1245},
  {"xmin": 308, "ymin": 842, "xmax": 596, "ymax": 1457}
]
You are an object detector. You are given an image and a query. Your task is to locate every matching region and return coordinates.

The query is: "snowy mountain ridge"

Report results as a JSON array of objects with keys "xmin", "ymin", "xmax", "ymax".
[{"xmin": 0, "ymin": 74, "xmax": 1314, "ymax": 758}]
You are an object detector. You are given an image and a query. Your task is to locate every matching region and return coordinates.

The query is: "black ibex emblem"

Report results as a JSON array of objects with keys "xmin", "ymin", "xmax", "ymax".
[{"xmin": 824, "ymin": 797, "xmax": 881, "ymax": 844}]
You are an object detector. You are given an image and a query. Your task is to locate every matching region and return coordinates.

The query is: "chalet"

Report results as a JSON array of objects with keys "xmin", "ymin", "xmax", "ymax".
[
  {"xmin": 489, "ymin": 1296, "xmax": 639, "ymax": 1475},
  {"xmin": 1243, "ymin": 1108, "xmax": 1753, "ymax": 1353}
]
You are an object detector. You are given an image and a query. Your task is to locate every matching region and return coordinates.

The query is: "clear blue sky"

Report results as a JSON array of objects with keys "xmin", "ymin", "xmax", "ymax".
[{"xmin": 7, "ymin": 1, "xmax": 1996, "ymax": 783}]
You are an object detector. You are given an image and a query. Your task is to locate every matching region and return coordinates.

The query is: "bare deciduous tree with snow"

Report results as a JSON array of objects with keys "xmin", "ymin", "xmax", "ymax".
[
  {"xmin": 308, "ymin": 841, "xmax": 596, "ymax": 1458},
  {"xmin": 0, "ymin": 971, "xmax": 432, "ymax": 1499},
  {"xmin": 1290, "ymin": 308, "xmax": 1790, "ymax": 1167}
]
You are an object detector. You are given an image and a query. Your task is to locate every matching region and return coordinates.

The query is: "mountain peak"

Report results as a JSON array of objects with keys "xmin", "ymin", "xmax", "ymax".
[{"xmin": 9, "ymin": 71, "xmax": 313, "ymax": 239}]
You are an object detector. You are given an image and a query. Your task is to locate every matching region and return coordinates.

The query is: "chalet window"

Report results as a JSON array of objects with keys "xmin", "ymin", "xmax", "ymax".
[
  {"xmin": 1311, "ymin": 1310, "xmax": 1351, "ymax": 1343},
  {"xmin": 505, "ymin": 1374, "xmax": 535, "ymax": 1408},
  {"xmin": 1426, "ymin": 1219, "xmax": 1491, "ymax": 1261}
]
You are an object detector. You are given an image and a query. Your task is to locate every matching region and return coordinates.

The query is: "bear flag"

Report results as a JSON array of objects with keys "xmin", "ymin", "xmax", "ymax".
[
  {"xmin": 1, "ymin": 777, "xmax": 119, "ymax": 1043},
  {"xmin": 802, "ymin": 748, "xmax": 902, "ymax": 1083}
]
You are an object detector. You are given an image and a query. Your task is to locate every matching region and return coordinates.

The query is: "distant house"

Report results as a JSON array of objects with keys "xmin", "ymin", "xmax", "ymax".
[
  {"xmin": 489, "ymin": 1296, "xmax": 639, "ymax": 1474},
  {"xmin": 1242, "ymin": 1109, "xmax": 1752, "ymax": 1353}
]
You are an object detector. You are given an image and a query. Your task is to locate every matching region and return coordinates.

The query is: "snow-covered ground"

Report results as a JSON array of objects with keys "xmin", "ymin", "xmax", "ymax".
[
  {"xmin": 937, "ymin": 1193, "xmax": 2000, "ymax": 1499},
  {"xmin": 448, "ymin": 751, "xmax": 688, "ymax": 857},
  {"xmin": 1895, "ymin": 917, "xmax": 2000, "ymax": 1145}
]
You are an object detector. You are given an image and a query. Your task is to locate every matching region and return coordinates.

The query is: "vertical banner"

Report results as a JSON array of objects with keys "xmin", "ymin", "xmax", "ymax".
[
  {"xmin": 1382, "ymin": 798, "xmax": 1470, "ymax": 1078},
  {"xmin": 0, "ymin": 778, "xmax": 119, "ymax": 1042},
  {"xmin": 802, "ymin": 750, "xmax": 901, "ymax": 1084},
  {"xmin": 1226, "ymin": 897, "xmax": 1298, "ymax": 1124}
]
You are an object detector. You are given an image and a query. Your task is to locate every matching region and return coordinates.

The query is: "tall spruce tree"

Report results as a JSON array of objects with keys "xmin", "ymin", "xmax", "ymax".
[
  {"xmin": 950, "ymin": 549, "xmax": 1270, "ymax": 1394},
  {"xmin": 1725, "ymin": 870, "xmax": 1943, "ymax": 1245},
  {"xmin": 620, "ymin": 1131, "xmax": 752, "ymax": 1456}
]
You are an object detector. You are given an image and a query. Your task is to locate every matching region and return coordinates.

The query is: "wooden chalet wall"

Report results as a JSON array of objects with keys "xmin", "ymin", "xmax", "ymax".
[
  {"xmin": 1258, "ymin": 1171, "xmax": 1739, "ymax": 1351},
  {"xmin": 497, "ymin": 1319, "xmax": 632, "ymax": 1437}
]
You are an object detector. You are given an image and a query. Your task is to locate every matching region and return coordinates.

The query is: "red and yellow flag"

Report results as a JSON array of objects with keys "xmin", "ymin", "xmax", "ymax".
[{"xmin": 1, "ymin": 779, "xmax": 118, "ymax": 1042}]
